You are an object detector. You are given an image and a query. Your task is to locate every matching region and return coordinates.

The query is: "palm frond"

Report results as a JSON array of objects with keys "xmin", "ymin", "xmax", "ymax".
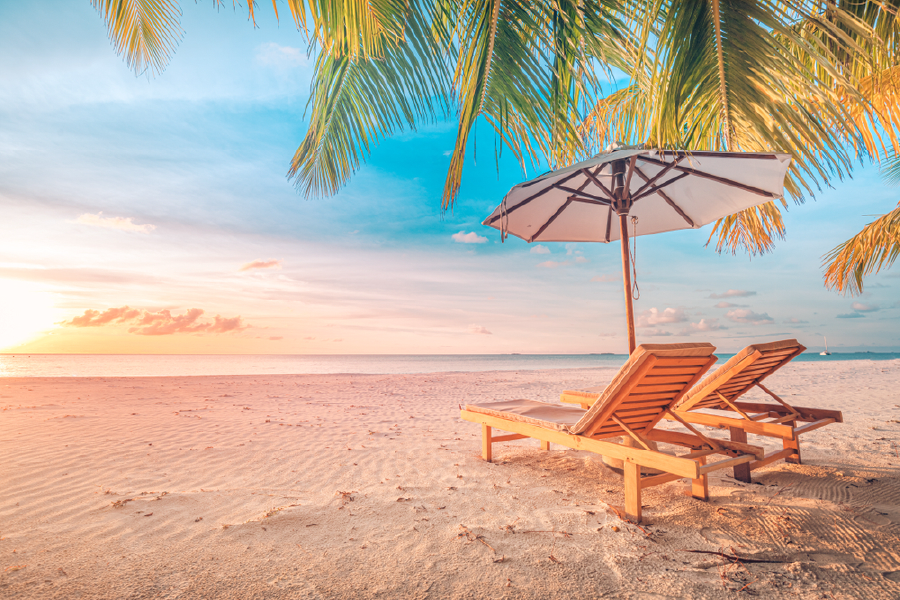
[
  {"xmin": 442, "ymin": 0, "xmax": 552, "ymax": 207},
  {"xmin": 288, "ymin": 1, "xmax": 451, "ymax": 197},
  {"xmin": 823, "ymin": 202, "xmax": 900, "ymax": 294},
  {"xmin": 91, "ymin": 0, "xmax": 183, "ymax": 76},
  {"xmin": 580, "ymin": 0, "xmax": 879, "ymax": 255}
]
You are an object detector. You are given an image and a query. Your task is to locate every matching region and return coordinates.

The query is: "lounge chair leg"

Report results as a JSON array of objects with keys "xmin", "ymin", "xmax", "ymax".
[
  {"xmin": 783, "ymin": 424, "xmax": 801, "ymax": 464},
  {"xmin": 691, "ymin": 456, "xmax": 709, "ymax": 501},
  {"xmin": 729, "ymin": 426, "xmax": 752, "ymax": 483},
  {"xmin": 482, "ymin": 424, "xmax": 492, "ymax": 462},
  {"xmin": 623, "ymin": 460, "xmax": 642, "ymax": 523},
  {"xmin": 540, "ymin": 440, "xmax": 550, "ymax": 451}
]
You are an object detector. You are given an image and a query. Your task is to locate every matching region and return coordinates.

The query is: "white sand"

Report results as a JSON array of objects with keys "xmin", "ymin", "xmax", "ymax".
[{"xmin": 1, "ymin": 360, "xmax": 899, "ymax": 599}]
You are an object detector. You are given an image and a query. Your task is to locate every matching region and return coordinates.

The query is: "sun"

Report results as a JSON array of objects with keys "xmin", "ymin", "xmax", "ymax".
[{"xmin": 0, "ymin": 279, "xmax": 56, "ymax": 351}]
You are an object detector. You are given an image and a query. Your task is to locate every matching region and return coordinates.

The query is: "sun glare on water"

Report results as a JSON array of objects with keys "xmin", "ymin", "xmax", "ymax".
[{"xmin": 0, "ymin": 279, "xmax": 56, "ymax": 350}]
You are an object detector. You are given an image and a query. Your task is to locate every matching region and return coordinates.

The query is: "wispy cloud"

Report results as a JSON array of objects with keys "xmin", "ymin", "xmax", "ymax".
[
  {"xmin": 63, "ymin": 306, "xmax": 140, "ymax": 327},
  {"xmin": 537, "ymin": 260, "xmax": 567, "ymax": 268},
  {"xmin": 591, "ymin": 274, "xmax": 618, "ymax": 283},
  {"xmin": 75, "ymin": 212, "xmax": 155, "ymax": 233},
  {"xmin": 451, "ymin": 231, "xmax": 488, "ymax": 244},
  {"xmin": 469, "ymin": 325, "xmax": 492, "ymax": 335},
  {"xmin": 636, "ymin": 307, "xmax": 687, "ymax": 328},
  {"xmin": 61, "ymin": 306, "xmax": 248, "ymax": 336},
  {"xmin": 783, "ymin": 317, "xmax": 808, "ymax": 324},
  {"xmin": 851, "ymin": 302, "xmax": 880, "ymax": 312},
  {"xmin": 689, "ymin": 318, "xmax": 726, "ymax": 332},
  {"xmin": 255, "ymin": 43, "xmax": 308, "ymax": 68},
  {"xmin": 240, "ymin": 259, "xmax": 282, "ymax": 272},
  {"xmin": 837, "ymin": 312, "xmax": 865, "ymax": 319},
  {"xmin": 530, "ymin": 245, "xmax": 550, "ymax": 254},
  {"xmin": 725, "ymin": 309, "xmax": 774, "ymax": 325},
  {"xmin": 642, "ymin": 328, "xmax": 673, "ymax": 337},
  {"xmin": 575, "ymin": 256, "xmax": 589, "ymax": 264},
  {"xmin": 709, "ymin": 289, "xmax": 756, "ymax": 299},
  {"xmin": 714, "ymin": 301, "xmax": 744, "ymax": 308}
]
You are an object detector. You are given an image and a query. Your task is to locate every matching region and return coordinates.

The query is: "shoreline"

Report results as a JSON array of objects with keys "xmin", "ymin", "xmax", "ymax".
[{"xmin": 2, "ymin": 363, "xmax": 899, "ymax": 598}]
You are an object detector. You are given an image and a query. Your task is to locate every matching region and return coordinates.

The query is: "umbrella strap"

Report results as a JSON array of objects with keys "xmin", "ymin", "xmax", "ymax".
[{"xmin": 630, "ymin": 216, "xmax": 640, "ymax": 301}]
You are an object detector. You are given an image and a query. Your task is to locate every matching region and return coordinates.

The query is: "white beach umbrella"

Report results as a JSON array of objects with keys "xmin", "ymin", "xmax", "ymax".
[{"xmin": 483, "ymin": 147, "xmax": 792, "ymax": 353}]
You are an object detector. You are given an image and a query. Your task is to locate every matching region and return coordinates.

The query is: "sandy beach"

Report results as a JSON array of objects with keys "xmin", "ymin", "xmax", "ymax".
[{"xmin": 1, "ymin": 359, "xmax": 899, "ymax": 599}]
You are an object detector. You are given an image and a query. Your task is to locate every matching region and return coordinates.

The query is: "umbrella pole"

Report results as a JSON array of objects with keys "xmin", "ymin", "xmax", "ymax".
[{"xmin": 619, "ymin": 213, "xmax": 636, "ymax": 354}]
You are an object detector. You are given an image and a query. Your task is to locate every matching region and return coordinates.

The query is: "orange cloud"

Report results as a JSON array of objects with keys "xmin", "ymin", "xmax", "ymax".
[
  {"xmin": 240, "ymin": 259, "xmax": 282, "ymax": 272},
  {"xmin": 75, "ymin": 212, "xmax": 155, "ymax": 233},
  {"xmin": 61, "ymin": 306, "xmax": 248, "ymax": 336},
  {"xmin": 63, "ymin": 306, "xmax": 141, "ymax": 326}
]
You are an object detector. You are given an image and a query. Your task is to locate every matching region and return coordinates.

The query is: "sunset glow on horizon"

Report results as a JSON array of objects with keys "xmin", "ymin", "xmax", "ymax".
[{"xmin": 1, "ymin": 1, "xmax": 898, "ymax": 355}]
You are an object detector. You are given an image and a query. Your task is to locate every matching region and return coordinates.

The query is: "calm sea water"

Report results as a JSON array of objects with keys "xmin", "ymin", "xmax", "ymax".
[{"xmin": 0, "ymin": 352, "xmax": 897, "ymax": 378}]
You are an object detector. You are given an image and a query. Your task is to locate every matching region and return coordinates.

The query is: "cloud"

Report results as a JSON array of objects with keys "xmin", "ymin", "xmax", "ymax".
[
  {"xmin": 783, "ymin": 317, "xmax": 808, "ymax": 324},
  {"xmin": 240, "ymin": 259, "xmax": 282, "ymax": 272},
  {"xmin": 269, "ymin": 336, "xmax": 283, "ymax": 341},
  {"xmin": 714, "ymin": 301, "xmax": 744, "ymax": 308},
  {"xmin": 61, "ymin": 306, "xmax": 248, "ymax": 335},
  {"xmin": 636, "ymin": 307, "xmax": 687, "ymax": 328},
  {"xmin": 575, "ymin": 256, "xmax": 589, "ymax": 264},
  {"xmin": 75, "ymin": 212, "xmax": 155, "ymax": 233},
  {"xmin": 851, "ymin": 302, "xmax": 880, "ymax": 312},
  {"xmin": 537, "ymin": 260, "xmax": 568, "ymax": 268},
  {"xmin": 468, "ymin": 325, "xmax": 492, "ymax": 335},
  {"xmin": 591, "ymin": 274, "xmax": 619, "ymax": 283},
  {"xmin": 689, "ymin": 318, "xmax": 726, "ymax": 332},
  {"xmin": 641, "ymin": 328, "xmax": 673, "ymax": 337},
  {"xmin": 62, "ymin": 306, "xmax": 140, "ymax": 327},
  {"xmin": 530, "ymin": 245, "xmax": 551, "ymax": 254},
  {"xmin": 709, "ymin": 290, "xmax": 756, "ymax": 299},
  {"xmin": 442, "ymin": 150, "xmax": 452, "ymax": 157},
  {"xmin": 255, "ymin": 42, "xmax": 308, "ymax": 68},
  {"xmin": 836, "ymin": 312, "xmax": 865, "ymax": 319},
  {"xmin": 451, "ymin": 231, "xmax": 488, "ymax": 244},
  {"xmin": 725, "ymin": 309, "xmax": 774, "ymax": 325}
]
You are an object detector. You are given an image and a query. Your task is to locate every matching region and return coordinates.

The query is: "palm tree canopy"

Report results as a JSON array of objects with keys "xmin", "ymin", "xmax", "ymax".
[{"xmin": 95, "ymin": 0, "xmax": 900, "ymax": 287}]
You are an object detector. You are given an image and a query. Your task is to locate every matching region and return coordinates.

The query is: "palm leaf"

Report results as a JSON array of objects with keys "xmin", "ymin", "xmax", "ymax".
[
  {"xmin": 91, "ymin": 0, "xmax": 183, "ymax": 76},
  {"xmin": 823, "ymin": 201, "xmax": 900, "ymax": 294},
  {"xmin": 288, "ymin": 0, "xmax": 451, "ymax": 197},
  {"xmin": 580, "ymin": 0, "xmax": 875, "ymax": 255}
]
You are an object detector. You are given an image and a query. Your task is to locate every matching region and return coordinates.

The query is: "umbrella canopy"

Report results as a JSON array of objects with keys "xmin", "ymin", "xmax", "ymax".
[{"xmin": 483, "ymin": 147, "xmax": 792, "ymax": 353}]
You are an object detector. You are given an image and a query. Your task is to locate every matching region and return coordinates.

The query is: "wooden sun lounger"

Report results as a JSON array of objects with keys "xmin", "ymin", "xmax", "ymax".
[
  {"xmin": 461, "ymin": 343, "xmax": 765, "ymax": 523},
  {"xmin": 666, "ymin": 339, "xmax": 842, "ymax": 482}
]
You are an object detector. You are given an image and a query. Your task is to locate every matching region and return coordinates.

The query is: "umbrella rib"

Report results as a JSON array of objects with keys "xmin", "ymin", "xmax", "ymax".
[
  {"xmin": 638, "ymin": 156, "xmax": 779, "ymax": 198},
  {"xmin": 580, "ymin": 169, "xmax": 617, "ymax": 202},
  {"xmin": 530, "ymin": 198, "xmax": 573, "ymax": 242},
  {"xmin": 568, "ymin": 195, "xmax": 610, "ymax": 207},
  {"xmin": 632, "ymin": 156, "xmax": 682, "ymax": 197},
  {"xmin": 633, "ymin": 166, "xmax": 695, "ymax": 227},
  {"xmin": 631, "ymin": 171, "xmax": 690, "ymax": 203},
  {"xmin": 555, "ymin": 185, "xmax": 610, "ymax": 204},
  {"xmin": 485, "ymin": 170, "xmax": 584, "ymax": 225}
]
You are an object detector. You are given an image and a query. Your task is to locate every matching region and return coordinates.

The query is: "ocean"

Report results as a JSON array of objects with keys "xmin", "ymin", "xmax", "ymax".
[{"xmin": 0, "ymin": 352, "xmax": 897, "ymax": 378}]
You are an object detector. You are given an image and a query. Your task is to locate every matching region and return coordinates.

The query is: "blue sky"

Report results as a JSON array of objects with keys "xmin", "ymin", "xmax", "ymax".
[{"xmin": 0, "ymin": 1, "xmax": 897, "ymax": 354}]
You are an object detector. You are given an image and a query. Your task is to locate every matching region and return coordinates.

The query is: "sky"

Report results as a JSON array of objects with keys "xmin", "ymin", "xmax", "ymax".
[{"xmin": 0, "ymin": 1, "xmax": 897, "ymax": 355}]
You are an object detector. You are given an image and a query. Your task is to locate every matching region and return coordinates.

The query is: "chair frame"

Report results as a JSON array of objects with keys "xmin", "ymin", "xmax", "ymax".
[
  {"xmin": 462, "ymin": 349, "xmax": 764, "ymax": 523},
  {"xmin": 668, "ymin": 341, "xmax": 842, "ymax": 482}
]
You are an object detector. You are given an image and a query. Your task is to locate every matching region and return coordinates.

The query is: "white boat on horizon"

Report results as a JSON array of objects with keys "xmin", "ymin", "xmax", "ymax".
[{"xmin": 821, "ymin": 336, "xmax": 831, "ymax": 356}]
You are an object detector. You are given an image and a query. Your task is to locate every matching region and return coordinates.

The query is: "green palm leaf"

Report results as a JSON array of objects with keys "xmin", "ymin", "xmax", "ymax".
[{"xmin": 288, "ymin": 0, "xmax": 451, "ymax": 197}]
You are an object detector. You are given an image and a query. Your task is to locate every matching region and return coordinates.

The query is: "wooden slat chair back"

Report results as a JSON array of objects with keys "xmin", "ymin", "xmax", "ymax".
[
  {"xmin": 675, "ymin": 339, "xmax": 804, "ymax": 413},
  {"xmin": 565, "ymin": 343, "xmax": 718, "ymax": 439},
  {"xmin": 670, "ymin": 338, "xmax": 842, "ymax": 482}
]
